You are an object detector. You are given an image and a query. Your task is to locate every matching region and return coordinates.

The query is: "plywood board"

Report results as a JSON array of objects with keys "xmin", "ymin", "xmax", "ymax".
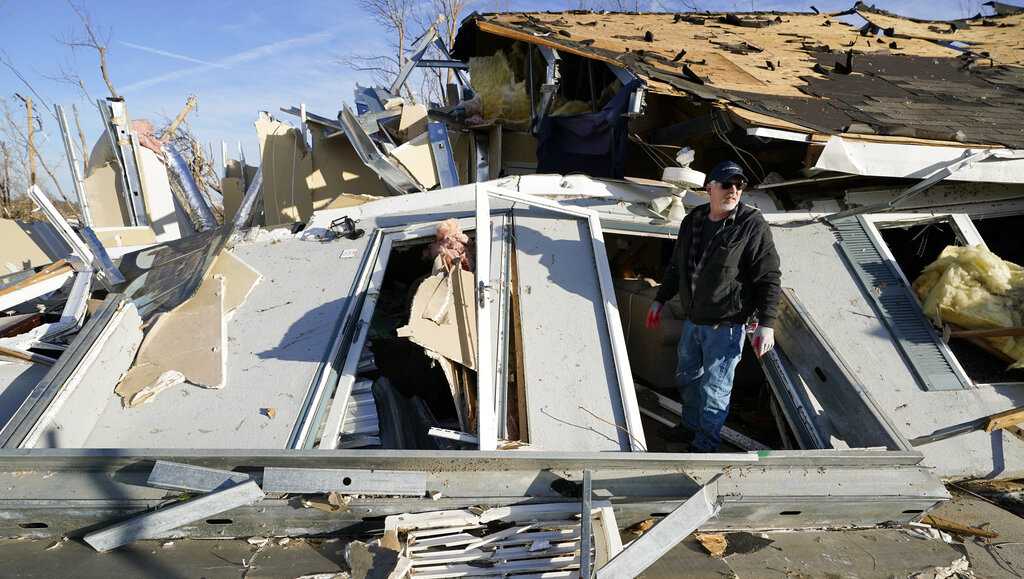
[
  {"xmin": 115, "ymin": 275, "xmax": 225, "ymax": 408},
  {"xmin": 398, "ymin": 268, "xmax": 477, "ymax": 369},
  {"xmin": 256, "ymin": 112, "xmax": 315, "ymax": 226},
  {"xmin": 0, "ymin": 219, "xmax": 52, "ymax": 273}
]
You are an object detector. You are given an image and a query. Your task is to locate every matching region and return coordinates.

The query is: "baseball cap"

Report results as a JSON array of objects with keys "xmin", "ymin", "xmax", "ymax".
[{"xmin": 707, "ymin": 161, "xmax": 747, "ymax": 185}]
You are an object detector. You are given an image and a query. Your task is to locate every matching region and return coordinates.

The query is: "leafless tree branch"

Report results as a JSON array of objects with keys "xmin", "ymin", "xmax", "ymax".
[{"xmin": 64, "ymin": 1, "xmax": 119, "ymax": 99}]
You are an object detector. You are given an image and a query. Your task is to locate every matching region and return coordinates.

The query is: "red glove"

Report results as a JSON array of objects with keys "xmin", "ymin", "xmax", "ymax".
[{"xmin": 646, "ymin": 301, "xmax": 664, "ymax": 329}]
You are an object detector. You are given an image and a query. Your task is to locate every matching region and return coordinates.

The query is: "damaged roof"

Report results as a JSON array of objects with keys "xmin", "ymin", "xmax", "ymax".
[{"xmin": 454, "ymin": 6, "xmax": 1024, "ymax": 147}]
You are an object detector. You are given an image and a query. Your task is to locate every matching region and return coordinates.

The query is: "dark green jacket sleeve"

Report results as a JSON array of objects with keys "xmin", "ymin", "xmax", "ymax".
[{"xmin": 743, "ymin": 217, "xmax": 782, "ymax": 328}]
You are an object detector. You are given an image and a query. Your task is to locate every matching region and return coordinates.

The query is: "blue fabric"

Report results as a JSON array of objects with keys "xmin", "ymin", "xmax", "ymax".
[{"xmin": 675, "ymin": 320, "xmax": 746, "ymax": 452}]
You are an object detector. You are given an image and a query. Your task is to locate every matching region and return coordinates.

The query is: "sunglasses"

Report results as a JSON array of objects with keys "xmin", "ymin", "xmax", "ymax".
[{"xmin": 723, "ymin": 179, "xmax": 747, "ymax": 190}]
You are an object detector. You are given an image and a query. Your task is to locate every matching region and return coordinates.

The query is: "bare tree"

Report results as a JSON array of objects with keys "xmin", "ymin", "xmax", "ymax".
[
  {"xmin": 63, "ymin": 1, "xmax": 119, "ymax": 99},
  {"xmin": 0, "ymin": 98, "xmax": 78, "ymax": 220},
  {"xmin": 342, "ymin": 0, "xmax": 418, "ymax": 92}
]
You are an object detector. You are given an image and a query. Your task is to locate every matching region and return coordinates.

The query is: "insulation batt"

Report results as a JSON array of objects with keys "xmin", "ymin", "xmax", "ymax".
[
  {"xmin": 426, "ymin": 218, "xmax": 473, "ymax": 271},
  {"xmin": 468, "ymin": 50, "xmax": 530, "ymax": 122},
  {"xmin": 913, "ymin": 245, "xmax": 1024, "ymax": 369}
]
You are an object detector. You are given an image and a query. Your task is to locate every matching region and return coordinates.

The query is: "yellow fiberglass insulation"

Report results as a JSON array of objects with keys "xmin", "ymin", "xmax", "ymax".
[
  {"xmin": 913, "ymin": 244, "xmax": 1024, "ymax": 369},
  {"xmin": 468, "ymin": 51, "xmax": 530, "ymax": 122}
]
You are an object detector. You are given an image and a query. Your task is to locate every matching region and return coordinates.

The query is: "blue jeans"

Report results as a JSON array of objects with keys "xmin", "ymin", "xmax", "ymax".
[{"xmin": 676, "ymin": 320, "xmax": 745, "ymax": 452}]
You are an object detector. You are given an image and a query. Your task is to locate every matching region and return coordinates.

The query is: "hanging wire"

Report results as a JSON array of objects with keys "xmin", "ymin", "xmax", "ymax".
[{"xmin": 711, "ymin": 114, "xmax": 766, "ymax": 183}]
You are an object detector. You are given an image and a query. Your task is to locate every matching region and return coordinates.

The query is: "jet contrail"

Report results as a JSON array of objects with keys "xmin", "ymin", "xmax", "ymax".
[{"xmin": 119, "ymin": 41, "xmax": 226, "ymax": 68}]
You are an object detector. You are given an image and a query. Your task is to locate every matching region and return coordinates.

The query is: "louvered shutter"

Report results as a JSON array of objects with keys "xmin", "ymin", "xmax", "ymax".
[{"xmin": 832, "ymin": 216, "xmax": 969, "ymax": 391}]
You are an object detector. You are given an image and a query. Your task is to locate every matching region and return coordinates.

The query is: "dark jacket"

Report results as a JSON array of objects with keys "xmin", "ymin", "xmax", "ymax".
[{"xmin": 655, "ymin": 202, "xmax": 782, "ymax": 328}]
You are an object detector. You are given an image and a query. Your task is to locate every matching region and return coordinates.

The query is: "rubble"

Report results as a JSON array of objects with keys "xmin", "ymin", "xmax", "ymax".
[{"xmin": 3, "ymin": 2, "xmax": 1024, "ymax": 575}]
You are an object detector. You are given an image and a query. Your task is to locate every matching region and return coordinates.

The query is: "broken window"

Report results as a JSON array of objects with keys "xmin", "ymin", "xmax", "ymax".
[
  {"xmin": 306, "ymin": 209, "xmax": 529, "ymax": 451},
  {"xmin": 869, "ymin": 215, "xmax": 1024, "ymax": 387}
]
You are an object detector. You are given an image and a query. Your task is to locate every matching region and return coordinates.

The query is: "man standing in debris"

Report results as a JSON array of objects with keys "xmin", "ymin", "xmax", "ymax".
[{"xmin": 646, "ymin": 160, "xmax": 781, "ymax": 452}]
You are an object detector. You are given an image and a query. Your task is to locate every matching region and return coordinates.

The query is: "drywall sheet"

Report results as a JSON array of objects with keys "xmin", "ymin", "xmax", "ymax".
[
  {"xmin": 93, "ymin": 226, "xmax": 158, "ymax": 249},
  {"xmin": 391, "ymin": 132, "xmax": 438, "ymax": 189},
  {"xmin": 256, "ymin": 112, "xmax": 315, "ymax": 226},
  {"xmin": 85, "ymin": 232, "xmax": 372, "ymax": 448},
  {"xmin": 83, "ymin": 131, "xmax": 131, "ymax": 227},
  {"xmin": 398, "ymin": 268, "xmax": 477, "ymax": 369},
  {"xmin": 205, "ymin": 250, "xmax": 261, "ymax": 317},
  {"xmin": 136, "ymin": 146, "xmax": 186, "ymax": 242},
  {"xmin": 772, "ymin": 221, "xmax": 1024, "ymax": 479},
  {"xmin": 116, "ymin": 275, "xmax": 226, "ymax": 408},
  {"xmin": 310, "ymin": 127, "xmax": 389, "ymax": 209},
  {"xmin": 513, "ymin": 209, "xmax": 628, "ymax": 451},
  {"xmin": 0, "ymin": 219, "xmax": 52, "ymax": 273}
]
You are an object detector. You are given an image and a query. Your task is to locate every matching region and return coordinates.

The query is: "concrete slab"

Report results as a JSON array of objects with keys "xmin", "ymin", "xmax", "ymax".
[
  {"xmin": 930, "ymin": 492, "xmax": 1024, "ymax": 578},
  {"xmin": 0, "ymin": 537, "xmax": 349, "ymax": 579},
  {"xmin": 641, "ymin": 529, "xmax": 965, "ymax": 579}
]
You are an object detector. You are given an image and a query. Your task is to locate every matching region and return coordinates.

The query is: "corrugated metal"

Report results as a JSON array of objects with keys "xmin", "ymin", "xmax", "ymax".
[{"xmin": 833, "ymin": 216, "xmax": 968, "ymax": 391}]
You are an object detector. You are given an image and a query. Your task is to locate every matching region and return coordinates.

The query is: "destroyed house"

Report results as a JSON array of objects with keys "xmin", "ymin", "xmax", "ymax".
[{"xmin": 4, "ymin": 3, "xmax": 1024, "ymax": 568}]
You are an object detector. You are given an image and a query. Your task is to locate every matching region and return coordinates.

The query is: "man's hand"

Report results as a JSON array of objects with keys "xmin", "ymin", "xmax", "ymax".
[
  {"xmin": 646, "ymin": 301, "xmax": 664, "ymax": 329},
  {"xmin": 752, "ymin": 326, "xmax": 775, "ymax": 358}
]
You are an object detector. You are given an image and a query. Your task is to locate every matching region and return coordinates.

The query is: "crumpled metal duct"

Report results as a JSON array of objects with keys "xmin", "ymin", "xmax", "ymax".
[{"xmin": 161, "ymin": 144, "xmax": 220, "ymax": 231}]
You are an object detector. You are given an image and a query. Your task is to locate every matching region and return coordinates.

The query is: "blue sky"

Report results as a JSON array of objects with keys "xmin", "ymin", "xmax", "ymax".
[{"xmin": 0, "ymin": 1, "xmax": 990, "ymax": 196}]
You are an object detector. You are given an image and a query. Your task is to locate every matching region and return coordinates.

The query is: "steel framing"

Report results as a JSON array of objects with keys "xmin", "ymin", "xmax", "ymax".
[{"xmin": 0, "ymin": 449, "xmax": 947, "ymax": 541}]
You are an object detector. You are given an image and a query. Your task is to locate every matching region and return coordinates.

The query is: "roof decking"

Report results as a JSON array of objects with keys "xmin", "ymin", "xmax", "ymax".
[{"xmin": 456, "ymin": 7, "xmax": 1024, "ymax": 147}]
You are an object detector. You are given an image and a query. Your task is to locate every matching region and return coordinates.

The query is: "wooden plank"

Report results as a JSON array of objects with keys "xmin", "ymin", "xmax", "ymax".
[
  {"xmin": 921, "ymin": 514, "xmax": 999, "ymax": 539},
  {"xmin": 0, "ymin": 346, "xmax": 56, "ymax": 366},
  {"xmin": 83, "ymin": 480, "xmax": 265, "ymax": 552},
  {"xmin": 985, "ymin": 406, "xmax": 1024, "ymax": 433}
]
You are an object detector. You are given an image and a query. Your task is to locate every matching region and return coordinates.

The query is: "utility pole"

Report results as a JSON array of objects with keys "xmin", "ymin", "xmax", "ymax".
[
  {"xmin": 1, "ymin": 141, "xmax": 10, "ymax": 217},
  {"xmin": 25, "ymin": 97, "xmax": 36, "ymax": 187}
]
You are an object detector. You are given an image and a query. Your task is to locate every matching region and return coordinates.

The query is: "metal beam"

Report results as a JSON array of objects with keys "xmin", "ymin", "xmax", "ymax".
[
  {"xmin": 97, "ymin": 99, "xmax": 148, "ymax": 226},
  {"xmin": 147, "ymin": 460, "xmax": 251, "ymax": 493},
  {"xmin": 55, "ymin": 104, "xmax": 92, "ymax": 226},
  {"xmin": 83, "ymin": 480, "xmax": 264, "ymax": 552},
  {"xmin": 415, "ymin": 59, "xmax": 469, "ymax": 70},
  {"xmin": 597, "ymin": 476, "xmax": 721, "ymax": 578},
  {"xmin": 261, "ymin": 467, "xmax": 427, "ymax": 496}
]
